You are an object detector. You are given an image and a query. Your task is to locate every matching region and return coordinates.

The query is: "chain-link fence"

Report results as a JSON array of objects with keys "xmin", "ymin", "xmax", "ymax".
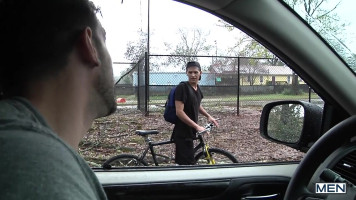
[{"xmin": 114, "ymin": 54, "xmax": 322, "ymax": 115}]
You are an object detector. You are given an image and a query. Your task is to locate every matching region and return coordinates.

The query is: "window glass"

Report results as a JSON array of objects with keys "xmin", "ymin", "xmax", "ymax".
[
  {"xmin": 282, "ymin": 0, "xmax": 356, "ymax": 73},
  {"xmin": 81, "ymin": 0, "xmax": 327, "ymax": 168}
]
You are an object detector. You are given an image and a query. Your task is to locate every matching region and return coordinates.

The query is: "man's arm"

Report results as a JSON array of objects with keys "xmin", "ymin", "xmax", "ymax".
[
  {"xmin": 199, "ymin": 105, "xmax": 219, "ymax": 127},
  {"xmin": 175, "ymin": 100, "xmax": 205, "ymax": 132}
]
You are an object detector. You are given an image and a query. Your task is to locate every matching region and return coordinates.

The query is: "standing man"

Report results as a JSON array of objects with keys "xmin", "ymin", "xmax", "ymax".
[
  {"xmin": 0, "ymin": 0, "xmax": 116, "ymax": 199},
  {"xmin": 173, "ymin": 61, "xmax": 219, "ymax": 165}
]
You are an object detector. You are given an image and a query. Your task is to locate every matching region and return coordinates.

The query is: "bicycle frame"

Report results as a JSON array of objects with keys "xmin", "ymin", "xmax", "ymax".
[
  {"xmin": 203, "ymin": 144, "xmax": 215, "ymax": 165},
  {"xmin": 194, "ymin": 128, "xmax": 216, "ymax": 165},
  {"xmin": 136, "ymin": 123, "xmax": 216, "ymax": 166},
  {"xmin": 103, "ymin": 122, "xmax": 237, "ymax": 168},
  {"xmin": 138, "ymin": 135, "xmax": 174, "ymax": 166}
]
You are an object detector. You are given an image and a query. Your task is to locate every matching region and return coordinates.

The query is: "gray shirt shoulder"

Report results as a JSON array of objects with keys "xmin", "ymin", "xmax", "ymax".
[{"xmin": 0, "ymin": 97, "xmax": 107, "ymax": 200}]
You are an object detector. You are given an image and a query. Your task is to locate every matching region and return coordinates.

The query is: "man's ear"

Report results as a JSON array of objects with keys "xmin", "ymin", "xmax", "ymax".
[{"xmin": 77, "ymin": 27, "xmax": 99, "ymax": 67}]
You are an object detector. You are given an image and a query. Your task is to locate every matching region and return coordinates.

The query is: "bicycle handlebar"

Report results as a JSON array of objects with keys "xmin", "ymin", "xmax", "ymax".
[
  {"xmin": 197, "ymin": 122, "xmax": 215, "ymax": 135},
  {"xmin": 196, "ymin": 118, "xmax": 220, "ymax": 135}
]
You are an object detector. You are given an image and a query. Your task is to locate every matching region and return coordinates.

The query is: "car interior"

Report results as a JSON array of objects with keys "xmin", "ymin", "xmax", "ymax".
[{"xmin": 92, "ymin": 0, "xmax": 356, "ymax": 200}]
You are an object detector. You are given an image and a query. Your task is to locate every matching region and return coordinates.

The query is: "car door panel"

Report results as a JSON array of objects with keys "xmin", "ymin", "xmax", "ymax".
[
  {"xmin": 96, "ymin": 164, "xmax": 296, "ymax": 200},
  {"xmin": 102, "ymin": 177, "xmax": 289, "ymax": 200}
]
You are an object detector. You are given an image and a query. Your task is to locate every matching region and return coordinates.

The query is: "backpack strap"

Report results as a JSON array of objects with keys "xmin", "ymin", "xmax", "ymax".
[
  {"xmin": 179, "ymin": 81, "xmax": 190, "ymax": 91},
  {"xmin": 180, "ymin": 81, "xmax": 195, "ymax": 97},
  {"xmin": 179, "ymin": 81, "xmax": 188, "ymax": 86}
]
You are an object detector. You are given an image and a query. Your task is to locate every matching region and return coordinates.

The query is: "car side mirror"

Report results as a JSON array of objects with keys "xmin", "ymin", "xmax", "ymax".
[{"xmin": 260, "ymin": 101, "xmax": 323, "ymax": 152}]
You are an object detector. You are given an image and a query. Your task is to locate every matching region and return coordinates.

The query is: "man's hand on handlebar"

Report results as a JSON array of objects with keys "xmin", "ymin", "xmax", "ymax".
[
  {"xmin": 197, "ymin": 118, "xmax": 220, "ymax": 135},
  {"xmin": 208, "ymin": 117, "xmax": 219, "ymax": 128},
  {"xmin": 196, "ymin": 125, "xmax": 206, "ymax": 133}
]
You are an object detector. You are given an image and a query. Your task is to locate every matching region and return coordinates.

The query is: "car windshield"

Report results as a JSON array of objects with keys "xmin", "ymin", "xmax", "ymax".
[{"xmin": 282, "ymin": 0, "xmax": 356, "ymax": 74}]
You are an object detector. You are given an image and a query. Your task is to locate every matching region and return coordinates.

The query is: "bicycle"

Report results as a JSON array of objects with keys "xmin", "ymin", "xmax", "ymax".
[{"xmin": 102, "ymin": 123, "xmax": 238, "ymax": 168}]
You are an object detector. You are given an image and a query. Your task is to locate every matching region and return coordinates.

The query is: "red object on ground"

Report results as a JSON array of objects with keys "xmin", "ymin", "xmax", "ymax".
[{"xmin": 116, "ymin": 98, "xmax": 126, "ymax": 103}]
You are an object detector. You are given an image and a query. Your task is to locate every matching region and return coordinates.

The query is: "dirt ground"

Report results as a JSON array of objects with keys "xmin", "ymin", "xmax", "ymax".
[{"xmin": 79, "ymin": 106, "xmax": 305, "ymax": 167}]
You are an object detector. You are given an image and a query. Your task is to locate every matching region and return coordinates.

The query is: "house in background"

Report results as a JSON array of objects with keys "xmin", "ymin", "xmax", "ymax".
[
  {"xmin": 210, "ymin": 64, "xmax": 304, "ymax": 86},
  {"xmin": 132, "ymin": 65, "xmax": 304, "ymax": 86},
  {"xmin": 132, "ymin": 72, "xmax": 215, "ymax": 86},
  {"xmin": 241, "ymin": 65, "xmax": 294, "ymax": 86}
]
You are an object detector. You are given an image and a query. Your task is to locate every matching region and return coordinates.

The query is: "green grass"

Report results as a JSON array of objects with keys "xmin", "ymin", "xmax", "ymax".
[
  {"xmin": 235, "ymin": 93, "xmax": 318, "ymax": 101},
  {"xmin": 147, "ymin": 93, "xmax": 320, "ymax": 104}
]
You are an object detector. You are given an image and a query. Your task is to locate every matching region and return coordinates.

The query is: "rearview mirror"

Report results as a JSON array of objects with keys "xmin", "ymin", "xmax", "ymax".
[{"xmin": 260, "ymin": 101, "xmax": 323, "ymax": 152}]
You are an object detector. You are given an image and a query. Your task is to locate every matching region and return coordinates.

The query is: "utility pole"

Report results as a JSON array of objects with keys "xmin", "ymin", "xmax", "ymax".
[{"xmin": 214, "ymin": 40, "xmax": 217, "ymax": 62}]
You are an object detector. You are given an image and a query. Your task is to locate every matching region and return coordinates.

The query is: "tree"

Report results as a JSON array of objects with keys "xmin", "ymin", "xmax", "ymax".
[
  {"xmin": 218, "ymin": 20, "xmax": 283, "ymax": 66},
  {"xmin": 115, "ymin": 68, "xmax": 133, "ymax": 85},
  {"xmin": 284, "ymin": 0, "xmax": 345, "ymax": 94},
  {"xmin": 268, "ymin": 104, "xmax": 304, "ymax": 143},
  {"xmin": 284, "ymin": 0, "xmax": 346, "ymax": 53},
  {"xmin": 208, "ymin": 58, "xmax": 239, "ymax": 74},
  {"xmin": 124, "ymin": 30, "xmax": 162, "ymax": 71},
  {"xmin": 221, "ymin": 0, "xmax": 346, "ymax": 64},
  {"xmin": 236, "ymin": 34, "xmax": 283, "ymax": 66},
  {"xmin": 285, "ymin": 0, "xmax": 343, "ymax": 32},
  {"xmin": 124, "ymin": 30, "xmax": 147, "ymax": 63},
  {"xmin": 165, "ymin": 28, "xmax": 212, "ymax": 71},
  {"xmin": 239, "ymin": 58, "xmax": 269, "ymax": 86}
]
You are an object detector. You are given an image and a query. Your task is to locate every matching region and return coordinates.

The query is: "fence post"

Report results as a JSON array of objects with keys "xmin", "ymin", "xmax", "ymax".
[
  {"xmin": 237, "ymin": 57, "xmax": 240, "ymax": 115},
  {"xmin": 137, "ymin": 61, "xmax": 141, "ymax": 111},
  {"xmin": 145, "ymin": 52, "xmax": 149, "ymax": 116}
]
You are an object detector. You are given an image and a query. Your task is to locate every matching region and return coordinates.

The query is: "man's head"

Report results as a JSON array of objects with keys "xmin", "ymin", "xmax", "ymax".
[
  {"xmin": 186, "ymin": 61, "xmax": 202, "ymax": 83},
  {"xmin": 186, "ymin": 61, "xmax": 201, "ymax": 72},
  {"xmin": 0, "ymin": 0, "xmax": 116, "ymax": 117}
]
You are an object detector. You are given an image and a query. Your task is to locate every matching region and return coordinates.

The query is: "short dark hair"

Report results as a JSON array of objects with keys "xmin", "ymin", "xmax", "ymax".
[
  {"xmin": 186, "ymin": 61, "xmax": 201, "ymax": 71},
  {"xmin": 0, "ymin": 0, "xmax": 101, "ymax": 97}
]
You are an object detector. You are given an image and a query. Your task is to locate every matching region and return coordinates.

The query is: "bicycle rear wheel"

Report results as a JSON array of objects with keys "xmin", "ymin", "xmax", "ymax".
[
  {"xmin": 102, "ymin": 154, "xmax": 148, "ymax": 169},
  {"xmin": 194, "ymin": 148, "xmax": 238, "ymax": 165}
]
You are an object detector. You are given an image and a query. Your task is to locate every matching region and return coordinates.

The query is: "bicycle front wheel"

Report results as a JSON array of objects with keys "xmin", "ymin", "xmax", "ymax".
[
  {"xmin": 195, "ymin": 148, "xmax": 238, "ymax": 165},
  {"xmin": 102, "ymin": 154, "xmax": 148, "ymax": 169}
]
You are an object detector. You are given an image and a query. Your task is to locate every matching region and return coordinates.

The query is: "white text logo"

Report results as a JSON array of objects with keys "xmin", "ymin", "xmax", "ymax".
[{"xmin": 316, "ymin": 183, "xmax": 346, "ymax": 194}]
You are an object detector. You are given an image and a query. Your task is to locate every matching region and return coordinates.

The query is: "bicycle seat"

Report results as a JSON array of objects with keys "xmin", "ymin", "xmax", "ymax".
[{"xmin": 136, "ymin": 130, "xmax": 159, "ymax": 136}]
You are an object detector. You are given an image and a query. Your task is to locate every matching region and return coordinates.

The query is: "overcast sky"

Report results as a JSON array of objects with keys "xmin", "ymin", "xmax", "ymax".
[
  {"xmin": 91, "ymin": 0, "xmax": 242, "ymax": 75},
  {"xmin": 91, "ymin": 0, "xmax": 356, "ymax": 76}
]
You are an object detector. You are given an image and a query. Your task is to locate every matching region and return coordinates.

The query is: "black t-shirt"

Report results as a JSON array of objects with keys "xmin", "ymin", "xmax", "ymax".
[{"xmin": 173, "ymin": 81, "xmax": 203, "ymax": 139}]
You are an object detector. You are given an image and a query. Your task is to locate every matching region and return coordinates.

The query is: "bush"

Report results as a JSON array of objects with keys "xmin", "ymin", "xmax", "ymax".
[{"xmin": 282, "ymin": 87, "xmax": 302, "ymax": 95}]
